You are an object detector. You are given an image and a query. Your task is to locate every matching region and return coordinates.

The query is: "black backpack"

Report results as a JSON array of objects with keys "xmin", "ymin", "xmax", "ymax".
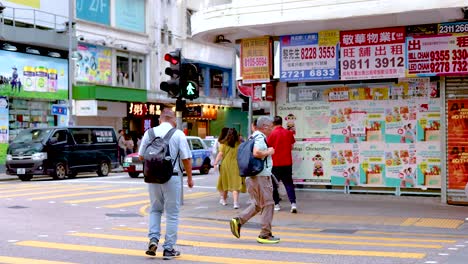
[
  {"xmin": 237, "ymin": 134, "xmax": 268, "ymax": 177},
  {"xmin": 143, "ymin": 127, "xmax": 179, "ymax": 184}
]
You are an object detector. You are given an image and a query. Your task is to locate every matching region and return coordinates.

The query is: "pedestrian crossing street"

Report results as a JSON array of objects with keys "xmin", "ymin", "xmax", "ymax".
[{"xmin": 1, "ymin": 182, "xmax": 468, "ymax": 263}]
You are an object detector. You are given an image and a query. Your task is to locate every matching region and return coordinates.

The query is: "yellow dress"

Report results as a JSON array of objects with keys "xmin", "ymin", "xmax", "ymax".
[{"xmin": 216, "ymin": 143, "xmax": 246, "ymax": 192}]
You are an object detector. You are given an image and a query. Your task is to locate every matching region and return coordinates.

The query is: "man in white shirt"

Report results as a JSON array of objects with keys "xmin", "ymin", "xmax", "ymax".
[{"xmin": 139, "ymin": 108, "xmax": 193, "ymax": 260}]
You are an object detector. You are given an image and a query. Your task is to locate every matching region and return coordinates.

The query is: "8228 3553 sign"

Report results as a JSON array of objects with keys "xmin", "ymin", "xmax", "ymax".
[
  {"xmin": 340, "ymin": 27, "xmax": 406, "ymax": 80},
  {"xmin": 406, "ymin": 34, "xmax": 468, "ymax": 76},
  {"xmin": 280, "ymin": 31, "xmax": 339, "ymax": 82}
]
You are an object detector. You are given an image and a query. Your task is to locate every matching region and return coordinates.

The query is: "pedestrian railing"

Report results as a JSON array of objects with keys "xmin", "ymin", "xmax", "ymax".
[{"xmin": 0, "ymin": 5, "xmax": 68, "ymax": 32}]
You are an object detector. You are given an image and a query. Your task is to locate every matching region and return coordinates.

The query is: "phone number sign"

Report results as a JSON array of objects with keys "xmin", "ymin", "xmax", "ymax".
[
  {"xmin": 280, "ymin": 31, "xmax": 339, "ymax": 82},
  {"xmin": 406, "ymin": 34, "xmax": 468, "ymax": 76},
  {"xmin": 340, "ymin": 27, "xmax": 406, "ymax": 80}
]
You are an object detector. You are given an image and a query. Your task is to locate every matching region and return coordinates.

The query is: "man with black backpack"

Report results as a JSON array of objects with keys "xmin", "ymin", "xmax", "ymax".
[
  {"xmin": 138, "ymin": 108, "xmax": 193, "ymax": 260},
  {"xmin": 230, "ymin": 116, "xmax": 280, "ymax": 244}
]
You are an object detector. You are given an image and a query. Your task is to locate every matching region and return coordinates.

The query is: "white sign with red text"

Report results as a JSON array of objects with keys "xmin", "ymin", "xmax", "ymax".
[
  {"xmin": 340, "ymin": 27, "xmax": 406, "ymax": 80},
  {"xmin": 406, "ymin": 34, "xmax": 468, "ymax": 76}
]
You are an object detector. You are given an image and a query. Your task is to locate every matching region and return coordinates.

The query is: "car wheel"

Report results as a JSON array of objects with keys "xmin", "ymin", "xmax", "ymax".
[
  {"xmin": 128, "ymin": 172, "xmax": 140, "ymax": 178},
  {"xmin": 52, "ymin": 162, "xmax": 67, "ymax": 180},
  {"xmin": 97, "ymin": 161, "xmax": 110, "ymax": 176},
  {"xmin": 199, "ymin": 161, "xmax": 211, "ymax": 175},
  {"xmin": 18, "ymin": 174, "xmax": 33, "ymax": 181}
]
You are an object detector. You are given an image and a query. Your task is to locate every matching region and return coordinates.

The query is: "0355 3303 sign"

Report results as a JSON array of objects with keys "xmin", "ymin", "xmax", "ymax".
[
  {"xmin": 406, "ymin": 34, "xmax": 468, "ymax": 76},
  {"xmin": 340, "ymin": 27, "xmax": 407, "ymax": 80},
  {"xmin": 280, "ymin": 31, "xmax": 340, "ymax": 82}
]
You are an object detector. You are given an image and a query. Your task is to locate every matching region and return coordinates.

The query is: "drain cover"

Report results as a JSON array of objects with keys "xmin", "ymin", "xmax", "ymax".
[
  {"xmin": 320, "ymin": 229, "xmax": 357, "ymax": 234},
  {"xmin": 105, "ymin": 213, "xmax": 141, "ymax": 217},
  {"xmin": 8, "ymin": 206, "xmax": 28, "ymax": 209}
]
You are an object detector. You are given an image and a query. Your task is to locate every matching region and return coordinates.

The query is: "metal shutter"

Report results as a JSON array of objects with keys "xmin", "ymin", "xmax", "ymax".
[{"xmin": 445, "ymin": 76, "xmax": 468, "ymax": 205}]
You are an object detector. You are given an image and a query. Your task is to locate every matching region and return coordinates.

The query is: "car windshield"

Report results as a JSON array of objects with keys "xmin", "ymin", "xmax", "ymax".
[
  {"xmin": 12, "ymin": 129, "xmax": 52, "ymax": 144},
  {"xmin": 203, "ymin": 139, "xmax": 215, "ymax": 148}
]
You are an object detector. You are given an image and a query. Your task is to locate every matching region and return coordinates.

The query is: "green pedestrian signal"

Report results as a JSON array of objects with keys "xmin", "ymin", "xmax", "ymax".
[{"xmin": 180, "ymin": 63, "xmax": 199, "ymax": 100}]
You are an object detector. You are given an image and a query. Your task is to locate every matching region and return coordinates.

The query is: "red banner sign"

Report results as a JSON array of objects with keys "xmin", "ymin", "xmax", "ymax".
[
  {"xmin": 447, "ymin": 99, "xmax": 468, "ymax": 190},
  {"xmin": 340, "ymin": 27, "xmax": 406, "ymax": 80}
]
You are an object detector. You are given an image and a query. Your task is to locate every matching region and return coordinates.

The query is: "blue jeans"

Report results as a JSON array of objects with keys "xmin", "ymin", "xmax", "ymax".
[{"xmin": 148, "ymin": 173, "xmax": 181, "ymax": 250}]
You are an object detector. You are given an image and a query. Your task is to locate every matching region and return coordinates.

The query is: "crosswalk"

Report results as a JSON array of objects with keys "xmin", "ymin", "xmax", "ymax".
[{"xmin": 1, "ymin": 182, "xmax": 468, "ymax": 263}]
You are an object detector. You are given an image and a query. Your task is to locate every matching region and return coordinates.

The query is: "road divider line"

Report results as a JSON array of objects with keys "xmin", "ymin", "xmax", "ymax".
[
  {"xmin": 113, "ymin": 226, "xmax": 455, "ymax": 243},
  {"xmin": 358, "ymin": 230, "xmax": 468, "ymax": 239},
  {"xmin": 15, "ymin": 240, "xmax": 313, "ymax": 264},
  {"xmin": 70, "ymin": 232, "xmax": 426, "ymax": 259},
  {"xmin": 0, "ymin": 185, "xmax": 92, "ymax": 198},
  {"xmin": 0, "ymin": 184, "xmax": 87, "ymax": 195},
  {"xmin": 106, "ymin": 192, "xmax": 215, "ymax": 209},
  {"xmin": 30, "ymin": 187, "xmax": 144, "ymax": 201},
  {"xmin": 0, "ymin": 255, "xmax": 77, "ymax": 264},
  {"xmin": 64, "ymin": 193, "xmax": 147, "ymax": 204},
  {"xmin": 0, "ymin": 183, "xmax": 35, "ymax": 189}
]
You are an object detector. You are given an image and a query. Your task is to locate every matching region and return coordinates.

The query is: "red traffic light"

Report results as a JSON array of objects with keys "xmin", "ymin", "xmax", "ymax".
[{"xmin": 164, "ymin": 50, "xmax": 180, "ymax": 65}]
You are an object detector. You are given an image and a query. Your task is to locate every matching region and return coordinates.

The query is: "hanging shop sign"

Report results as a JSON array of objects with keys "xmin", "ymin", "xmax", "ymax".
[
  {"xmin": 447, "ymin": 99, "xmax": 468, "ymax": 190},
  {"xmin": 279, "ymin": 31, "xmax": 340, "ymax": 82},
  {"xmin": 240, "ymin": 37, "xmax": 272, "ymax": 84},
  {"xmin": 76, "ymin": 43, "xmax": 112, "ymax": 85},
  {"xmin": 184, "ymin": 106, "xmax": 202, "ymax": 118},
  {"xmin": 340, "ymin": 27, "xmax": 406, "ymax": 80},
  {"xmin": 406, "ymin": 34, "xmax": 468, "ymax": 77},
  {"xmin": 0, "ymin": 50, "xmax": 68, "ymax": 100},
  {"xmin": 128, "ymin": 103, "xmax": 161, "ymax": 117}
]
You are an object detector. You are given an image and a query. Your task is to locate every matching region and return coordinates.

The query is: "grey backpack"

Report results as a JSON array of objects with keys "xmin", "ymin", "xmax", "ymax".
[{"xmin": 143, "ymin": 128, "xmax": 178, "ymax": 184}]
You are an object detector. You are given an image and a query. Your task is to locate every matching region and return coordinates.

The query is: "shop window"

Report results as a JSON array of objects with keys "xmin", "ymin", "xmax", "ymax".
[
  {"xmin": 116, "ymin": 52, "xmax": 145, "ymax": 89},
  {"xmin": 210, "ymin": 68, "xmax": 225, "ymax": 97}
]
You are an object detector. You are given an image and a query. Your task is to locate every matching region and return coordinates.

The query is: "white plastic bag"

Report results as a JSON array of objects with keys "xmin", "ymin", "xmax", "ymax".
[{"xmin": 278, "ymin": 181, "xmax": 287, "ymax": 197}]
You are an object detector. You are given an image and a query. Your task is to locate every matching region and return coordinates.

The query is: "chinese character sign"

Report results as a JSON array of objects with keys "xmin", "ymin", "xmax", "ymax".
[
  {"xmin": 406, "ymin": 34, "xmax": 468, "ymax": 76},
  {"xmin": 280, "ymin": 31, "xmax": 339, "ymax": 81},
  {"xmin": 340, "ymin": 27, "xmax": 406, "ymax": 80},
  {"xmin": 241, "ymin": 37, "xmax": 272, "ymax": 84}
]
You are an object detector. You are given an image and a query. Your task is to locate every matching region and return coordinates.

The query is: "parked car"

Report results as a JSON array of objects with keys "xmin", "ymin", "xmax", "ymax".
[
  {"xmin": 123, "ymin": 136, "xmax": 212, "ymax": 178},
  {"xmin": 6, "ymin": 126, "xmax": 119, "ymax": 181},
  {"xmin": 203, "ymin": 137, "xmax": 217, "ymax": 157}
]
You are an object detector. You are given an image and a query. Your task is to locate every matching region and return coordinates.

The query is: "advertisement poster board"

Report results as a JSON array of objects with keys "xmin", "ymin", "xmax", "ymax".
[
  {"xmin": 340, "ymin": 27, "xmax": 406, "ymax": 80},
  {"xmin": 0, "ymin": 50, "xmax": 68, "ymax": 100},
  {"xmin": 240, "ymin": 37, "xmax": 271, "ymax": 84},
  {"xmin": 359, "ymin": 142, "xmax": 386, "ymax": 186},
  {"xmin": 280, "ymin": 31, "xmax": 339, "ymax": 82},
  {"xmin": 330, "ymin": 143, "xmax": 360, "ymax": 186},
  {"xmin": 417, "ymin": 142, "xmax": 441, "ymax": 188},
  {"xmin": 292, "ymin": 142, "xmax": 331, "ymax": 184},
  {"xmin": 447, "ymin": 99, "xmax": 468, "ymax": 190},
  {"xmin": 416, "ymin": 98, "xmax": 441, "ymax": 142},
  {"xmin": 277, "ymin": 102, "xmax": 330, "ymax": 140},
  {"xmin": 384, "ymin": 143, "xmax": 417, "ymax": 187},
  {"xmin": 0, "ymin": 96, "xmax": 8, "ymax": 164},
  {"xmin": 75, "ymin": 44, "xmax": 112, "ymax": 85}
]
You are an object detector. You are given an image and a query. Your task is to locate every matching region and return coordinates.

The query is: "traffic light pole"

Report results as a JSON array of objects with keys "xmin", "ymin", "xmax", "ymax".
[{"xmin": 176, "ymin": 98, "xmax": 185, "ymax": 205}]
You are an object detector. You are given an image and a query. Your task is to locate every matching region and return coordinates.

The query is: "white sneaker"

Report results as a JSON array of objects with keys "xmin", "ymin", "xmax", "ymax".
[
  {"xmin": 274, "ymin": 204, "xmax": 281, "ymax": 211},
  {"xmin": 233, "ymin": 203, "xmax": 239, "ymax": 209},
  {"xmin": 219, "ymin": 198, "xmax": 227, "ymax": 206},
  {"xmin": 290, "ymin": 203, "xmax": 297, "ymax": 214}
]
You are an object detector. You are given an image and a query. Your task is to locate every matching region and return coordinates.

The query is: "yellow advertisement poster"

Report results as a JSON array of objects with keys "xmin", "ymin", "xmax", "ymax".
[
  {"xmin": 5, "ymin": 0, "xmax": 40, "ymax": 8},
  {"xmin": 241, "ymin": 36, "xmax": 271, "ymax": 84}
]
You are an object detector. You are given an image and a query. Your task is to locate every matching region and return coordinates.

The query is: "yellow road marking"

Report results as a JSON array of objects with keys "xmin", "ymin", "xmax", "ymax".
[
  {"xmin": 29, "ymin": 185, "xmax": 116, "ymax": 200},
  {"xmin": 71, "ymin": 232, "xmax": 425, "ymax": 259},
  {"xmin": 174, "ymin": 230, "xmax": 442, "ymax": 249},
  {"xmin": 106, "ymin": 192, "xmax": 215, "ymax": 209},
  {"xmin": 138, "ymin": 204, "xmax": 150, "ymax": 216},
  {"xmin": 114, "ymin": 226, "xmax": 455, "ymax": 243},
  {"xmin": 0, "ymin": 184, "xmax": 79, "ymax": 194},
  {"xmin": 181, "ymin": 217, "xmax": 323, "ymax": 232},
  {"xmin": 0, "ymin": 256, "xmax": 77, "ymax": 264},
  {"xmin": 0, "ymin": 185, "xmax": 91, "ymax": 198},
  {"xmin": 0, "ymin": 184, "xmax": 35, "ymax": 190},
  {"xmin": 413, "ymin": 218, "xmax": 464, "ymax": 229},
  {"xmin": 65, "ymin": 193, "xmax": 147, "ymax": 204},
  {"xmin": 401, "ymin": 218, "xmax": 420, "ymax": 226},
  {"xmin": 30, "ymin": 187, "xmax": 143, "ymax": 201},
  {"xmin": 358, "ymin": 230, "xmax": 468, "ymax": 239},
  {"xmin": 15, "ymin": 241, "xmax": 313, "ymax": 264}
]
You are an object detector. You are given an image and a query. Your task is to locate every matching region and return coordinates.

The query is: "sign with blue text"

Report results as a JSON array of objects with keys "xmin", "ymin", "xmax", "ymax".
[
  {"xmin": 280, "ymin": 31, "xmax": 340, "ymax": 82},
  {"xmin": 76, "ymin": 0, "xmax": 110, "ymax": 26},
  {"xmin": 51, "ymin": 104, "xmax": 68, "ymax": 116}
]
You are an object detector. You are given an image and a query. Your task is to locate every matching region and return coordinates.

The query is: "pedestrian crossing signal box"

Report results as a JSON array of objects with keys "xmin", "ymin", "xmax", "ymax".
[{"xmin": 180, "ymin": 63, "xmax": 199, "ymax": 100}]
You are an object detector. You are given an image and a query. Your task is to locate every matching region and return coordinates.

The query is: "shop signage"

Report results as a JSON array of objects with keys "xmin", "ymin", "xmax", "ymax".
[
  {"xmin": 447, "ymin": 99, "xmax": 468, "ymax": 190},
  {"xmin": 340, "ymin": 27, "xmax": 406, "ymax": 80},
  {"xmin": 76, "ymin": 0, "xmax": 110, "ymax": 26},
  {"xmin": 74, "ymin": 100, "xmax": 98, "ymax": 116},
  {"xmin": 51, "ymin": 104, "xmax": 68, "ymax": 116},
  {"xmin": 0, "ymin": 50, "xmax": 68, "ymax": 100},
  {"xmin": 76, "ymin": 44, "xmax": 112, "ymax": 85},
  {"xmin": 438, "ymin": 21, "xmax": 468, "ymax": 34},
  {"xmin": 185, "ymin": 106, "xmax": 202, "ymax": 118},
  {"xmin": 128, "ymin": 103, "xmax": 161, "ymax": 116},
  {"xmin": 240, "ymin": 37, "xmax": 272, "ymax": 84},
  {"xmin": 406, "ymin": 34, "xmax": 468, "ymax": 76},
  {"xmin": 280, "ymin": 31, "xmax": 339, "ymax": 82},
  {"xmin": 115, "ymin": 0, "xmax": 145, "ymax": 32}
]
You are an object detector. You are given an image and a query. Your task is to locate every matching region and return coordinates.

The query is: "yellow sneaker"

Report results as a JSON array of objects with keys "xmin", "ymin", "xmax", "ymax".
[{"xmin": 256, "ymin": 235, "xmax": 280, "ymax": 244}]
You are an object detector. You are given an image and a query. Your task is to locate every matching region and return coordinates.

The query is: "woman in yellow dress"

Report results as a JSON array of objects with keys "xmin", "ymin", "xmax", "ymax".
[{"xmin": 213, "ymin": 128, "xmax": 246, "ymax": 209}]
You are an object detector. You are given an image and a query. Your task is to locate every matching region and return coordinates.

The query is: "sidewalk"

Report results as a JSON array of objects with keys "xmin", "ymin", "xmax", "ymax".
[{"xmin": 182, "ymin": 190, "xmax": 468, "ymax": 234}]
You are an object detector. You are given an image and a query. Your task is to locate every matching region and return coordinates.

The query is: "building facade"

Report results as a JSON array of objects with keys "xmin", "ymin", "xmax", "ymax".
[{"xmin": 191, "ymin": 0, "xmax": 468, "ymax": 204}]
